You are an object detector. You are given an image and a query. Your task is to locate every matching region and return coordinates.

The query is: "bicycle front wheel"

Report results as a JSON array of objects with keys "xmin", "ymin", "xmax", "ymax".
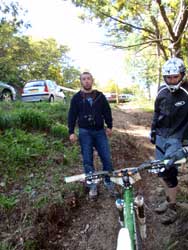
[{"xmin": 116, "ymin": 228, "xmax": 132, "ymax": 250}]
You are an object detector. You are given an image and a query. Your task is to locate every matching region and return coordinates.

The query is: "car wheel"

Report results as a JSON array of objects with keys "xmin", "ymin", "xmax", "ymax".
[
  {"xmin": 1, "ymin": 90, "xmax": 13, "ymax": 101},
  {"xmin": 49, "ymin": 96, "xmax": 54, "ymax": 103}
]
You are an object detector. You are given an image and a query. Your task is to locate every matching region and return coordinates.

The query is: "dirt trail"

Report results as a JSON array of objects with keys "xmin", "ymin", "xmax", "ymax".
[
  {"xmin": 111, "ymin": 107, "xmax": 188, "ymax": 250},
  {"xmin": 57, "ymin": 106, "xmax": 166, "ymax": 250},
  {"xmin": 2, "ymin": 106, "xmax": 188, "ymax": 250},
  {"xmin": 37, "ymin": 106, "xmax": 188, "ymax": 250}
]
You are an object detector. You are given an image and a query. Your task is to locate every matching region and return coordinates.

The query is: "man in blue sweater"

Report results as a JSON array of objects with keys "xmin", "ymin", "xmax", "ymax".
[{"xmin": 68, "ymin": 72, "xmax": 114, "ymax": 199}]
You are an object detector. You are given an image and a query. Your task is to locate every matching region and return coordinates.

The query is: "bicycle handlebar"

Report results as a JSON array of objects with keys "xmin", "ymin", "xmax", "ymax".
[
  {"xmin": 64, "ymin": 170, "xmax": 109, "ymax": 183},
  {"xmin": 64, "ymin": 158, "xmax": 187, "ymax": 183}
]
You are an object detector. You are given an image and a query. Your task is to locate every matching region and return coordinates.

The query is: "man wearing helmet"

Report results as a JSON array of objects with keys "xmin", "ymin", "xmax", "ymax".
[{"xmin": 150, "ymin": 57, "xmax": 188, "ymax": 225}]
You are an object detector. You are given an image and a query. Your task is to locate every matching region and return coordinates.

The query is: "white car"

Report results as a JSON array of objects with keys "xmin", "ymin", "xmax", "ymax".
[
  {"xmin": 104, "ymin": 92, "xmax": 116, "ymax": 102},
  {"xmin": 21, "ymin": 80, "xmax": 66, "ymax": 102},
  {"xmin": 119, "ymin": 94, "xmax": 134, "ymax": 102},
  {"xmin": 0, "ymin": 82, "xmax": 17, "ymax": 101}
]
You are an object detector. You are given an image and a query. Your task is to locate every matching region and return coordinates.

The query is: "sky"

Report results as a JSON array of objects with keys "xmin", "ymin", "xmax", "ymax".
[{"xmin": 18, "ymin": 0, "xmax": 130, "ymax": 87}]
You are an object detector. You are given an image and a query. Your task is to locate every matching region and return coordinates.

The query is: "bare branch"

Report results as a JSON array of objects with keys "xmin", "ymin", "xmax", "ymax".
[
  {"xmin": 151, "ymin": 16, "xmax": 160, "ymax": 38},
  {"xmin": 99, "ymin": 10, "xmax": 155, "ymax": 35},
  {"xmin": 90, "ymin": 38, "xmax": 170, "ymax": 50},
  {"xmin": 135, "ymin": 44, "xmax": 152, "ymax": 54},
  {"xmin": 156, "ymin": 0, "xmax": 176, "ymax": 40},
  {"xmin": 158, "ymin": 42, "xmax": 168, "ymax": 60},
  {"xmin": 150, "ymin": 15, "xmax": 168, "ymax": 59},
  {"xmin": 173, "ymin": 0, "xmax": 188, "ymax": 37}
]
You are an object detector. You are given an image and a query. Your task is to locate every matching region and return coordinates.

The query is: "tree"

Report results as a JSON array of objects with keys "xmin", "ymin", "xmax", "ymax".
[
  {"xmin": 70, "ymin": 0, "xmax": 188, "ymax": 58},
  {"xmin": 21, "ymin": 38, "xmax": 69, "ymax": 83},
  {"xmin": 62, "ymin": 66, "xmax": 81, "ymax": 88},
  {"xmin": 0, "ymin": 0, "xmax": 30, "ymax": 32},
  {"xmin": 70, "ymin": 0, "xmax": 188, "ymax": 90},
  {"xmin": 0, "ymin": 1, "xmax": 30, "ymax": 84},
  {"xmin": 0, "ymin": 1, "xmax": 80, "ymax": 87}
]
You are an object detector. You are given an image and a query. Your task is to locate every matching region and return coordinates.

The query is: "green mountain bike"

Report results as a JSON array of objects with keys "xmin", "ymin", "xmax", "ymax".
[{"xmin": 64, "ymin": 158, "xmax": 186, "ymax": 250}]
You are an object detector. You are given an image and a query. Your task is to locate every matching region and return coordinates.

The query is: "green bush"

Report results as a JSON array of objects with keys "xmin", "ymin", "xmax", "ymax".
[
  {"xmin": 63, "ymin": 144, "xmax": 80, "ymax": 165},
  {"xmin": 24, "ymin": 240, "xmax": 39, "ymax": 250},
  {"xmin": 0, "ymin": 194, "xmax": 18, "ymax": 209},
  {"xmin": 18, "ymin": 109, "xmax": 50, "ymax": 131},
  {"xmin": 0, "ymin": 129, "xmax": 46, "ymax": 174},
  {"xmin": 0, "ymin": 101, "xmax": 70, "ymax": 132},
  {"xmin": 25, "ymin": 102, "xmax": 69, "ymax": 123},
  {"xmin": 0, "ymin": 113, "xmax": 14, "ymax": 130},
  {"xmin": 0, "ymin": 109, "xmax": 50, "ymax": 132},
  {"xmin": 50, "ymin": 123, "xmax": 69, "ymax": 139},
  {"xmin": 0, "ymin": 242, "xmax": 13, "ymax": 250}
]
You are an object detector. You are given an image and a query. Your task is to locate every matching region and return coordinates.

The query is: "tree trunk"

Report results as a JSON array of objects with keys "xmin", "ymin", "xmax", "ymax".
[{"xmin": 156, "ymin": 44, "xmax": 162, "ymax": 89}]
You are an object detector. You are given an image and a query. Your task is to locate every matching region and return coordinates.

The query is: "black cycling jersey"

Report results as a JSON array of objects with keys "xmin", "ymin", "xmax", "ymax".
[{"xmin": 151, "ymin": 81, "xmax": 188, "ymax": 140}]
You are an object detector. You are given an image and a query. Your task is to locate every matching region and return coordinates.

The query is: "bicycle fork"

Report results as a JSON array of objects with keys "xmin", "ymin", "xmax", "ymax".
[
  {"xmin": 115, "ymin": 198, "xmax": 124, "ymax": 227},
  {"xmin": 115, "ymin": 193, "xmax": 147, "ymax": 240},
  {"xmin": 134, "ymin": 194, "xmax": 146, "ymax": 240}
]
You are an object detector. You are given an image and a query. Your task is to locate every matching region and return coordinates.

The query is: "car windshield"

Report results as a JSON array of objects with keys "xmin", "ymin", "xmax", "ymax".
[{"xmin": 25, "ymin": 81, "xmax": 45, "ymax": 88}]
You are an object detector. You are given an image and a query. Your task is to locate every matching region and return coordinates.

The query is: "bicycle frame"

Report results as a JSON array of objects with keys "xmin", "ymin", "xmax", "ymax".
[
  {"xmin": 123, "ymin": 186, "xmax": 135, "ymax": 250},
  {"xmin": 114, "ymin": 171, "xmax": 145, "ymax": 250},
  {"xmin": 115, "ymin": 157, "xmax": 186, "ymax": 250},
  {"xmin": 64, "ymin": 158, "xmax": 186, "ymax": 250}
]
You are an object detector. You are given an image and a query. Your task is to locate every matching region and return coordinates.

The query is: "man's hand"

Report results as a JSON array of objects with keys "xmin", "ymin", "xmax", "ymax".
[
  {"xmin": 106, "ymin": 128, "xmax": 112, "ymax": 137},
  {"xmin": 149, "ymin": 130, "xmax": 156, "ymax": 144},
  {"xmin": 69, "ymin": 133, "xmax": 77, "ymax": 143},
  {"xmin": 165, "ymin": 146, "xmax": 188, "ymax": 170}
]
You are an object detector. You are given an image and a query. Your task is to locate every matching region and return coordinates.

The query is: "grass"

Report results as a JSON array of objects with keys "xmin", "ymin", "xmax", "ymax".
[
  {"xmin": 111, "ymin": 97, "xmax": 154, "ymax": 112},
  {"xmin": 0, "ymin": 242, "xmax": 13, "ymax": 250},
  {"xmin": 0, "ymin": 102, "xmax": 78, "ymax": 174},
  {"xmin": 0, "ymin": 194, "xmax": 18, "ymax": 210},
  {"xmin": 0, "ymin": 129, "xmax": 46, "ymax": 176},
  {"xmin": 130, "ymin": 97, "xmax": 154, "ymax": 112},
  {"xmin": 50, "ymin": 122, "xmax": 69, "ymax": 139},
  {"xmin": 0, "ymin": 101, "xmax": 68, "ymax": 131},
  {"xmin": 1, "ymin": 98, "xmax": 154, "ymax": 249},
  {"xmin": 0, "ymin": 100, "xmax": 82, "ymax": 249}
]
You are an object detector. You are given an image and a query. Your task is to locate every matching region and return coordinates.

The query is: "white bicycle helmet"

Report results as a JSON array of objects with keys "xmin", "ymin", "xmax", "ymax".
[{"xmin": 162, "ymin": 57, "xmax": 186, "ymax": 92}]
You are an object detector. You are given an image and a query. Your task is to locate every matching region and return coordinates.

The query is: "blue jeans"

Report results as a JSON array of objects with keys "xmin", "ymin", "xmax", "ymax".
[
  {"xmin": 155, "ymin": 135, "xmax": 182, "ymax": 187},
  {"xmin": 78, "ymin": 128, "xmax": 113, "ymax": 183}
]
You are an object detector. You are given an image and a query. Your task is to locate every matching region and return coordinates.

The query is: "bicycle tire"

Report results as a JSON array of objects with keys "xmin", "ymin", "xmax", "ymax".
[{"xmin": 116, "ymin": 228, "xmax": 132, "ymax": 250}]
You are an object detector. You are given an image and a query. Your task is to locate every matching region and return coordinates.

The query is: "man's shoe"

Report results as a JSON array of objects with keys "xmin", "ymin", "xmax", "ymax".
[
  {"xmin": 160, "ymin": 204, "xmax": 177, "ymax": 225},
  {"xmin": 89, "ymin": 186, "xmax": 98, "ymax": 199},
  {"xmin": 154, "ymin": 200, "xmax": 169, "ymax": 214}
]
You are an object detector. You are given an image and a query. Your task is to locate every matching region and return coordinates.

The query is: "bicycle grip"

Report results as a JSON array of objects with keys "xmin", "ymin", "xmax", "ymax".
[{"xmin": 64, "ymin": 174, "xmax": 86, "ymax": 183}]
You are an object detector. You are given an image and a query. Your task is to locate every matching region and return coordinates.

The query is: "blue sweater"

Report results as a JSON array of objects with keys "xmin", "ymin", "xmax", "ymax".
[{"xmin": 68, "ymin": 90, "xmax": 112, "ymax": 134}]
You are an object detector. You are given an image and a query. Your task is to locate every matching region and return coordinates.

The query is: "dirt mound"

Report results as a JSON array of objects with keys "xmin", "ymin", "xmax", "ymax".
[
  {"xmin": 2, "ymin": 107, "xmax": 188, "ymax": 250},
  {"xmin": 53, "ymin": 107, "xmax": 188, "ymax": 250}
]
